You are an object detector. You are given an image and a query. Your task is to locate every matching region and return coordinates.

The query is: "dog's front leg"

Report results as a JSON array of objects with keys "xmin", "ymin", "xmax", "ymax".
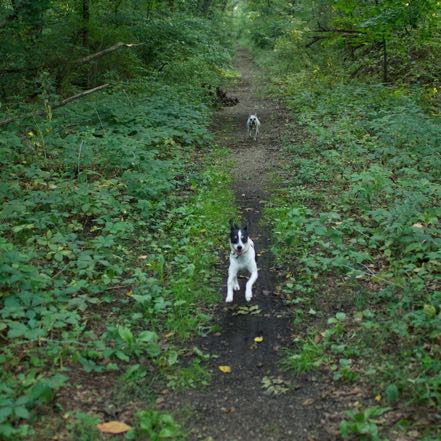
[
  {"xmin": 233, "ymin": 275, "xmax": 240, "ymax": 291},
  {"xmin": 226, "ymin": 266, "xmax": 237, "ymax": 303},
  {"xmin": 245, "ymin": 268, "xmax": 258, "ymax": 302}
]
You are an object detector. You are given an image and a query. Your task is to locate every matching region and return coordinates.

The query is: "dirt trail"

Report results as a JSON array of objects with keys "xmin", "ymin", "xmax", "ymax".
[{"xmin": 171, "ymin": 49, "xmax": 338, "ymax": 441}]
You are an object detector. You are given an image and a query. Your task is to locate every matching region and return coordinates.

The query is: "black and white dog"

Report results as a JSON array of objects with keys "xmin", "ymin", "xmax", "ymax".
[
  {"xmin": 226, "ymin": 220, "xmax": 258, "ymax": 303},
  {"xmin": 246, "ymin": 114, "xmax": 260, "ymax": 140}
]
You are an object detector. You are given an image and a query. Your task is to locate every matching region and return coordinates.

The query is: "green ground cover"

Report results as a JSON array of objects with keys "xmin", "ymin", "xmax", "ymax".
[
  {"xmin": 241, "ymin": 1, "xmax": 440, "ymax": 438},
  {"xmin": 0, "ymin": 6, "xmax": 237, "ymax": 439},
  {"xmin": 260, "ymin": 49, "xmax": 440, "ymax": 441}
]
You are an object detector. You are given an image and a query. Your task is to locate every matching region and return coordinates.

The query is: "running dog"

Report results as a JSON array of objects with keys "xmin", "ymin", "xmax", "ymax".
[
  {"xmin": 226, "ymin": 220, "xmax": 258, "ymax": 303},
  {"xmin": 246, "ymin": 114, "xmax": 260, "ymax": 140}
]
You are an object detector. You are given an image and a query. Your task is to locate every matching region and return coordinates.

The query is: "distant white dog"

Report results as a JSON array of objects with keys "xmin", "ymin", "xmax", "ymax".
[
  {"xmin": 226, "ymin": 220, "xmax": 258, "ymax": 303},
  {"xmin": 246, "ymin": 114, "xmax": 260, "ymax": 140}
]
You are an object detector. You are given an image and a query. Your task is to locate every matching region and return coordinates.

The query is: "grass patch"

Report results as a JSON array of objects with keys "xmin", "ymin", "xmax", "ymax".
[{"xmin": 283, "ymin": 340, "xmax": 328, "ymax": 373}]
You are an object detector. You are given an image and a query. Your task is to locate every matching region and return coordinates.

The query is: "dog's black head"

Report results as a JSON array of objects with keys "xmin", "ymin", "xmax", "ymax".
[{"xmin": 229, "ymin": 219, "xmax": 249, "ymax": 255}]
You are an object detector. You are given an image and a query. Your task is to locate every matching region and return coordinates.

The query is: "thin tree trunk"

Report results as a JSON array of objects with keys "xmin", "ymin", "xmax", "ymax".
[
  {"xmin": 113, "ymin": 0, "xmax": 123, "ymax": 14},
  {"xmin": 82, "ymin": 0, "xmax": 90, "ymax": 48},
  {"xmin": 200, "ymin": 0, "xmax": 212, "ymax": 16},
  {"xmin": 374, "ymin": 0, "xmax": 388, "ymax": 83},
  {"xmin": 382, "ymin": 36, "xmax": 388, "ymax": 83}
]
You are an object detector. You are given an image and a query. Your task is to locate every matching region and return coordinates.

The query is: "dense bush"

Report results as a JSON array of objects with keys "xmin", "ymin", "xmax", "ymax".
[{"xmin": 0, "ymin": 1, "xmax": 234, "ymax": 102}]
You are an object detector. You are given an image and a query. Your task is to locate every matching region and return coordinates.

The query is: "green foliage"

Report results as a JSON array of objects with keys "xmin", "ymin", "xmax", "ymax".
[
  {"xmin": 0, "ymin": 373, "xmax": 67, "ymax": 440},
  {"xmin": 127, "ymin": 409, "xmax": 185, "ymax": 441},
  {"xmin": 0, "ymin": 3, "xmax": 237, "ymax": 436},
  {"xmin": 266, "ymin": 81, "xmax": 441, "ymax": 425},
  {"xmin": 0, "ymin": 1, "xmax": 235, "ymax": 101},
  {"xmin": 66, "ymin": 411, "xmax": 101, "ymax": 441},
  {"xmin": 284, "ymin": 340, "xmax": 328, "ymax": 373},
  {"xmin": 251, "ymin": 2, "xmax": 440, "ymax": 435},
  {"xmin": 243, "ymin": 0, "xmax": 441, "ymax": 84},
  {"xmin": 245, "ymin": 1, "xmax": 294, "ymax": 49},
  {"xmin": 339, "ymin": 406, "xmax": 391, "ymax": 441}
]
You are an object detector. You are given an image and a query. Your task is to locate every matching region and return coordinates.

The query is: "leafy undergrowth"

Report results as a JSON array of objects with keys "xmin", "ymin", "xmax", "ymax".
[
  {"xmin": 261, "ymin": 62, "xmax": 440, "ymax": 439},
  {"xmin": 0, "ymin": 73, "xmax": 236, "ymax": 440}
]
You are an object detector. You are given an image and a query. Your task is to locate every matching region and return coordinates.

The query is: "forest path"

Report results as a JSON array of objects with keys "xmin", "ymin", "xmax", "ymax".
[{"xmin": 169, "ymin": 48, "xmax": 339, "ymax": 441}]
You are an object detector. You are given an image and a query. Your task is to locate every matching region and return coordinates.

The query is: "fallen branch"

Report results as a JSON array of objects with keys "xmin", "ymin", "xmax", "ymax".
[
  {"xmin": 0, "ymin": 83, "xmax": 109, "ymax": 128},
  {"xmin": 56, "ymin": 83, "xmax": 109, "ymax": 106},
  {"xmin": 314, "ymin": 27, "xmax": 366, "ymax": 35},
  {"xmin": 75, "ymin": 42, "xmax": 142, "ymax": 66},
  {"xmin": 305, "ymin": 36, "xmax": 327, "ymax": 48}
]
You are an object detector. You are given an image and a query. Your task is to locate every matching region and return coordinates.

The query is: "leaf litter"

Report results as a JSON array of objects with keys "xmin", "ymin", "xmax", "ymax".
[
  {"xmin": 261, "ymin": 376, "xmax": 291, "ymax": 396},
  {"xmin": 232, "ymin": 304, "xmax": 261, "ymax": 316}
]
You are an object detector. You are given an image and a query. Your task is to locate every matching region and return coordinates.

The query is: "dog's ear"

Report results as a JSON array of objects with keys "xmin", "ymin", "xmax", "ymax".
[
  {"xmin": 229, "ymin": 219, "xmax": 238, "ymax": 230},
  {"xmin": 242, "ymin": 223, "xmax": 248, "ymax": 231}
]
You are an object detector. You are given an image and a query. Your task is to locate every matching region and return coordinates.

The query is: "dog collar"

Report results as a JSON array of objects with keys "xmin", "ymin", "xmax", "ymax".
[
  {"xmin": 231, "ymin": 243, "xmax": 253, "ymax": 258},
  {"xmin": 232, "ymin": 250, "xmax": 247, "ymax": 259}
]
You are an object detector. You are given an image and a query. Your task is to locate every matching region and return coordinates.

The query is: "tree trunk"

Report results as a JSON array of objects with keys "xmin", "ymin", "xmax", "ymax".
[
  {"xmin": 167, "ymin": 0, "xmax": 176, "ymax": 12},
  {"xmin": 199, "ymin": 0, "xmax": 212, "ymax": 16},
  {"xmin": 113, "ymin": 0, "xmax": 123, "ymax": 14},
  {"xmin": 82, "ymin": 0, "xmax": 90, "ymax": 48},
  {"xmin": 382, "ymin": 36, "xmax": 388, "ymax": 83}
]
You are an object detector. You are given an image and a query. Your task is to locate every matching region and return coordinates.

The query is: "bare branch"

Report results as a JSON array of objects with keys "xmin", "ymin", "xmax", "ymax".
[
  {"xmin": 75, "ymin": 42, "xmax": 142, "ymax": 66},
  {"xmin": 305, "ymin": 36, "xmax": 327, "ymax": 48},
  {"xmin": 314, "ymin": 27, "xmax": 366, "ymax": 35}
]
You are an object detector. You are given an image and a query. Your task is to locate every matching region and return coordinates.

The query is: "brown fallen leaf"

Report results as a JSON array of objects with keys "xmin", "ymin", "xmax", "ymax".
[
  {"xmin": 97, "ymin": 421, "xmax": 132, "ymax": 434},
  {"xmin": 302, "ymin": 398, "xmax": 315, "ymax": 406}
]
